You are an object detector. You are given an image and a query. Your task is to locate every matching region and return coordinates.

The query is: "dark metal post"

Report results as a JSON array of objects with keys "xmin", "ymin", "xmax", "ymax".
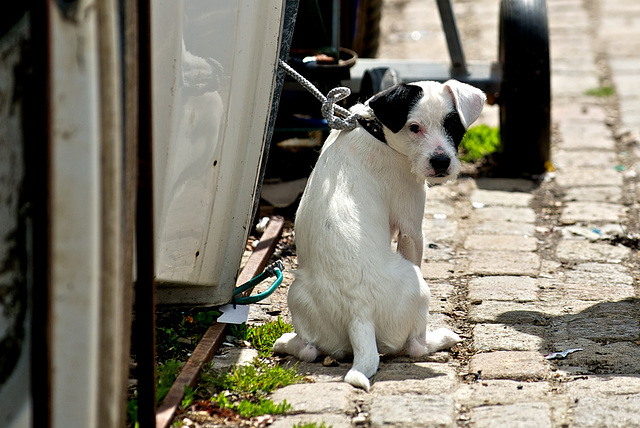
[
  {"xmin": 133, "ymin": 0, "xmax": 157, "ymax": 426},
  {"xmin": 435, "ymin": 0, "xmax": 468, "ymax": 76}
]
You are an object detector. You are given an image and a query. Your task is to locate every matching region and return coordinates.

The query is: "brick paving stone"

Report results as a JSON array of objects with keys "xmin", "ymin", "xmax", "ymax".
[
  {"xmin": 422, "ymin": 219, "xmax": 459, "ymax": 244},
  {"xmin": 564, "ymin": 186, "xmax": 623, "ymax": 203},
  {"xmin": 565, "ymin": 375, "xmax": 640, "ymax": 395},
  {"xmin": 468, "ymin": 351, "xmax": 550, "ymax": 381},
  {"xmin": 560, "ymin": 201, "xmax": 627, "ymax": 223},
  {"xmin": 471, "ymin": 402, "xmax": 553, "ymax": 428},
  {"xmin": 421, "ymin": 262, "xmax": 455, "ymax": 280},
  {"xmin": 473, "ymin": 324, "xmax": 545, "ymax": 352},
  {"xmin": 565, "ymin": 262, "xmax": 634, "ymax": 286},
  {"xmin": 554, "ymin": 168, "xmax": 624, "ymax": 187},
  {"xmin": 372, "ymin": 362, "xmax": 457, "ymax": 394},
  {"xmin": 468, "ymin": 276, "xmax": 538, "ymax": 302},
  {"xmin": 467, "ymin": 251, "xmax": 540, "ymax": 276},
  {"xmin": 464, "ymin": 234, "xmax": 538, "ymax": 252},
  {"xmin": 281, "ymin": 358, "xmax": 349, "ymax": 383},
  {"xmin": 270, "ymin": 383, "xmax": 357, "ymax": 414},
  {"xmin": 552, "ymin": 103, "xmax": 607, "ymax": 122},
  {"xmin": 472, "ymin": 206, "xmax": 536, "ymax": 223},
  {"xmin": 424, "ymin": 201, "xmax": 456, "ymax": 217},
  {"xmin": 562, "ymin": 283, "xmax": 635, "ymax": 301},
  {"xmin": 555, "ymin": 122, "xmax": 614, "ymax": 151},
  {"xmin": 553, "ymin": 149, "xmax": 617, "ymax": 169},
  {"xmin": 422, "ymin": 243, "xmax": 456, "ymax": 262},
  {"xmin": 556, "ymin": 240, "xmax": 631, "ymax": 262},
  {"xmin": 270, "ymin": 414, "xmax": 353, "ymax": 428},
  {"xmin": 473, "ymin": 221, "xmax": 537, "ymax": 236},
  {"xmin": 470, "ymin": 189, "xmax": 533, "ymax": 207},
  {"xmin": 552, "ymin": 74, "xmax": 600, "ymax": 98},
  {"xmin": 563, "ymin": 300, "xmax": 640, "ymax": 342},
  {"xmin": 569, "ymin": 395, "xmax": 640, "ymax": 427},
  {"xmin": 428, "ymin": 283, "xmax": 455, "ymax": 313},
  {"xmin": 454, "ymin": 380, "xmax": 552, "ymax": 407},
  {"xmin": 549, "ymin": 340, "xmax": 640, "ymax": 375},
  {"xmin": 468, "ymin": 300, "xmax": 555, "ymax": 324},
  {"xmin": 368, "ymin": 395, "xmax": 454, "ymax": 428}
]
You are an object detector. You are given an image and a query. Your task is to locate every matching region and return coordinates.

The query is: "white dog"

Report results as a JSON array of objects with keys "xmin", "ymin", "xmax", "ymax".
[{"xmin": 273, "ymin": 80, "xmax": 486, "ymax": 390}]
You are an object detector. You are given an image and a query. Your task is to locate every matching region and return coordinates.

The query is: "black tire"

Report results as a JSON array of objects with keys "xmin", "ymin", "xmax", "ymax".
[
  {"xmin": 359, "ymin": 67, "xmax": 401, "ymax": 101},
  {"xmin": 498, "ymin": 0, "xmax": 551, "ymax": 176}
]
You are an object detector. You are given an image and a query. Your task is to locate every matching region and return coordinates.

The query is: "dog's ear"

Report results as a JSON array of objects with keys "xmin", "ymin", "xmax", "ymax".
[
  {"xmin": 444, "ymin": 80, "xmax": 486, "ymax": 129},
  {"xmin": 367, "ymin": 83, "xmax": 424, "ymax": 133}
]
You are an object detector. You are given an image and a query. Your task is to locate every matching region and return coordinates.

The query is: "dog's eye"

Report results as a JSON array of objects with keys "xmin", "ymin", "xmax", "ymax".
[{"xmin": 409, "ymin": 124, "xmax": 421, "ymax": 133}]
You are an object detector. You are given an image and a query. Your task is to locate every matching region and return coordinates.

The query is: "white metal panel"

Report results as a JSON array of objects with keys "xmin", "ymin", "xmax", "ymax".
[
  {"xmin": 49, "ymin": 0, "xmax": 130, "ymax": 426},
  {"xmin": 50, "ymin": 0, "xmax": 101, "ymax": 424},
  {"xmin": 152, "ymin": 0, "xmax": 285, "ymax": 304}
]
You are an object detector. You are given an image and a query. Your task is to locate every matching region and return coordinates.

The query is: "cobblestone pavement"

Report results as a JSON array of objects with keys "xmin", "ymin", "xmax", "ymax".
[{"xmin": 225, "ymin": 0, "xmax": 640, "ymax": 426}]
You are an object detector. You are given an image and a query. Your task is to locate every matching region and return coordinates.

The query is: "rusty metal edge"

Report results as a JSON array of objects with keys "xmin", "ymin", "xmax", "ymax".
[{"xmin": 155, "ymin": 215, "xmax": 286, "ymax": 428}]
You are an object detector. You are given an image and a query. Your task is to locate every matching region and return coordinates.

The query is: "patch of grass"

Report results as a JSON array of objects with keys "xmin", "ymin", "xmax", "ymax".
[
  {"xmin": 459, "ymin": 124, "xmax": 501, "ymax": 162},
  {"xmin": 229, "ymin": 317, "xmax": 294, "ymax": 356},
  {"xmin": 585, "ymin": 86, "xmax": 615, "ymax": 97},
  {"xmin": 207, "ymin": 358, "xmax": 304, "ymax": 395},
  {"xmin": 215, "ymin": 394, "xmax": 291, "ymax": 418},
  {"xmin": 156, "ymin": 359, "xmax": 184, "ymax": 403}
]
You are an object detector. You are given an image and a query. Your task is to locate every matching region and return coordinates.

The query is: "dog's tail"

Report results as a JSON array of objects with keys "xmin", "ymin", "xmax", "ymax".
[{"xmin": 344, "ymin": 318, "xmax": 379, "ymax": 392}]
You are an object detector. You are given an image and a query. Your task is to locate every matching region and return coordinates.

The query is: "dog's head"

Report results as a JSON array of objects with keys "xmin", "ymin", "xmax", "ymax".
[{"xmin": 364, "ymin": 80, "xmax": 486, "ymax": 184}]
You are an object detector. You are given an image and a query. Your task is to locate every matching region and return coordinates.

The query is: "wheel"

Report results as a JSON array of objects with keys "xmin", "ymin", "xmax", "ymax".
[
  {"xmin": 498, "ymin": 0, "xmax": 551, "ymax": 176},
  {"xmin": 359, "ymin": 67, "xmax": 401, "ymax": 100}
]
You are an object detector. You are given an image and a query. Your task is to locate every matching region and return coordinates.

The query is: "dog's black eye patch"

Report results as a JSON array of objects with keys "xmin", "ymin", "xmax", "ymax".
[
  {"xmin": 443, "ymin": 111, "xmax": 466, "ymax": 148},
  {"xmin": 368, "ymin": 84, "xmax": 424, "ymax": 134}
]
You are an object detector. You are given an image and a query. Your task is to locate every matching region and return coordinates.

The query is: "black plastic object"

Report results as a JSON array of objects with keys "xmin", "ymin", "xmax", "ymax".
[{"xmin": 498, "ymin": 0, "xmax": 551, "ymax": 176}]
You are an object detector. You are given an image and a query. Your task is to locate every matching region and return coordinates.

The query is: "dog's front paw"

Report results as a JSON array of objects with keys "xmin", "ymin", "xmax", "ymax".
[{"xmin": 344, "ymin": 368, "xmax": 371, "ymax": 392}]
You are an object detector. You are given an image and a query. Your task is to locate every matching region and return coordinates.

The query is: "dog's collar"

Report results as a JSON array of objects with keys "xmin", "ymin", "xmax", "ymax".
[{"xmin": 357, "ymin": 117, "xmax": 387, "ymax": 144}]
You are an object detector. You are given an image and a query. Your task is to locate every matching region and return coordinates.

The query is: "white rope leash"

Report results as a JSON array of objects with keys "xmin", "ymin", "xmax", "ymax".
[{"xmin": 278, "ymin": 59, "xmax": 359, "ymax": 131}]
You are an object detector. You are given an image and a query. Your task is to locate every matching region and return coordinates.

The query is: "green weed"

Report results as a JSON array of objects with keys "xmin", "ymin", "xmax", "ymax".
[
  {"xmin": 206, "ymin": 358, "xmax": 304, "ymax": 395},
  {"xmin": 459, "ymin": 124, "xmax": 501, "ymax": 162},
  {"xmin": 182, "ymin": 385, "xmax": 196, "ymax": 409},
  {"xmin": 229, "ymin": 317, "xmax": 294, "ymax": 356},
  {"xmin": 585, "ymin": 86, "xmax": 615, "ymax": 97},
  {"xmin": 156, "ymin": 359, "xmax": 184, "ymax": 403},
  {"xmin": 215, "ymin": 394, "xmax": 291, "ymax": 418}
]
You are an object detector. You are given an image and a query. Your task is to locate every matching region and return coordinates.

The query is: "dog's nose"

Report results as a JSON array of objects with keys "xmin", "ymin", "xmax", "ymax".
[{"xmin": 430, "ymin": 154, "xmax": 451, "ymax": 174}]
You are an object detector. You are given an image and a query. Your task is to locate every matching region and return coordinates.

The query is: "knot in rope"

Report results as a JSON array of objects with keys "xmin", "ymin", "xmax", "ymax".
[
  {"xmin": 321, "ymin": 87, "xmax": 358, "ymax": 130},
  {"xmin": 278, "ymin": 59, "xmax": 358, "ymax": 131}
]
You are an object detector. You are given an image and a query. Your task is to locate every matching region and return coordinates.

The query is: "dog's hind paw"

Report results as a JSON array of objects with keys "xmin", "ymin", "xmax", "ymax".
[
  {"xmin": 273, "ymin": 332, "xmax": 320, "ymax": 362},
  {"xmin": 344, "ymin": 368, "xmax": 371, "ymax": 391},
  {"xmin": 425, "ymin": 328, "xmax": 461, "ymax": 352}
]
